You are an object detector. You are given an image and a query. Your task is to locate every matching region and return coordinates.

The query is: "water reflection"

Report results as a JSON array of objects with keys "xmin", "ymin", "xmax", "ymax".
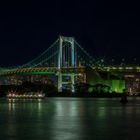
[
  {"xmin": 1, "ymin": 97, "xmax": 140, "ymax": 140},
  {"xmin": 37, "ymin": 99, "xmax": 42, "ymax": 111},
  {"xmin": 8, "ymin": 99, "xmax": 16, "ymax": 112},
  {"xmin": 54, "ymin": 99, "xmax": 79, "ymax": 117}
]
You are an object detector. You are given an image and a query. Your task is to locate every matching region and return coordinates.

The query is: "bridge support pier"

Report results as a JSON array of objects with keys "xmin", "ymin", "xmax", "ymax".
[
  {"xmin": 57, "ymin": 72, "xmax": 75, "ymax": 93},
  {"xmin": 58, "ymin": 72, "xmax": 62, "ymax": 92},
  {"xmin": 57, "ymin": 36, "xmax": 76, "ymax": 93},
  {"xmin": 71, "ymin": 74, "xmax": 75, "ymax": 93}
]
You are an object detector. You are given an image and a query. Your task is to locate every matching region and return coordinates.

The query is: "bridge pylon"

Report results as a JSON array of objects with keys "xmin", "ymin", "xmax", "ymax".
[{"xmin": 57, "ymin": 36, "xmax": 76, "ymax": 92}]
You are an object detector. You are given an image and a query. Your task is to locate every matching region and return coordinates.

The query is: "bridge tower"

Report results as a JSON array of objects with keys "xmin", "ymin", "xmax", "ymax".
[{"xmin": 57, "ymin": 36, "xmax": 76, "ymax": 92}]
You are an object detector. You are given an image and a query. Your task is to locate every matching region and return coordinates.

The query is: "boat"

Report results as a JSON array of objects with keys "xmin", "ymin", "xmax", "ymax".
[{"xmin": 7, "ymin": 91, "xmax": 45, "ymax": 99}]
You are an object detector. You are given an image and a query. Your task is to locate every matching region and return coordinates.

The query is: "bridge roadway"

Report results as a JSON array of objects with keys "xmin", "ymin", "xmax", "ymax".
[
  {"xmin": 0, "ymin": 66, "xmax": 140, "ymax": 76},
  {"xmin": 94, "ymin": 66, "xmax": 140, "ymax": 73},
  {"xmin": 0, "ymin": 67, "xmax": 86, "ymax": 76}
]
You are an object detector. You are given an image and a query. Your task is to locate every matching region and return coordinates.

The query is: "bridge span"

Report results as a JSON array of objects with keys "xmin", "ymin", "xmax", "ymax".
[{"xmin": 0, "ymin": 36, "xmax": 140, "ymax": 93}]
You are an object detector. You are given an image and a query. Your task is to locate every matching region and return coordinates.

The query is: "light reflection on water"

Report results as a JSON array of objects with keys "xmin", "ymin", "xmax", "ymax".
[{"xmin": 0, "ymin": 97, "xmax": 140, "ymax": 140}]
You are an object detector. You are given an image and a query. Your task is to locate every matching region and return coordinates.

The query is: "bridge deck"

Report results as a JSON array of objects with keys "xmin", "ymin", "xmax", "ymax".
[{"xmin": 0, "ymin": 66, "xmax": 140, "ymax": 76}]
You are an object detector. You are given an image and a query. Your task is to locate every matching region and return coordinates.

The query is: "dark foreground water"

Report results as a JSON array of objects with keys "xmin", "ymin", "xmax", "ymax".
[{"xmin": 0, "ymin": 97, "xmax": 140, "ymax": 140}]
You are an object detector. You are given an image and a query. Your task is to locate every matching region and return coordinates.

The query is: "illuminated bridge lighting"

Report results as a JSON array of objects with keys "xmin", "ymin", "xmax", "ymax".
[{"xmin": 0, "ymin": 36, "xmax": 140, "ymax": 93}]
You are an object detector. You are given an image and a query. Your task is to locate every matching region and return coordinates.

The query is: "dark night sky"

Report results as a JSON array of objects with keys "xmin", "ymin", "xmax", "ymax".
[{"xmin": 0, "ymin": 0, "xmax": 140, "ymax": 66}]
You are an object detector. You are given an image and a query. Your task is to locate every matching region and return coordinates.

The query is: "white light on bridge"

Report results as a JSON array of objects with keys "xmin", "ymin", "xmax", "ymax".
[
  {"xmin": 112, "ymin": 67, "xmax": 117, "ymax": 69},
  {"xmin": 118, "ymin": 67, "xmax": 123, "ymax": 69},
  {"xmin": 126, "ymin": 67, "xmax": 133, "ymax": 69}
]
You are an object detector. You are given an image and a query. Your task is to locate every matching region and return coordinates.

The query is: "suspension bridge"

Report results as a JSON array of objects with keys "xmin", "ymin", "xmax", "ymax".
[
  {"xmin": 0, "ymin": 36, "xmax": 140, "ymax": 93},
  {"xmin": 0, "ymin": 36, "xmax": 96, "ymax": 92}
]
